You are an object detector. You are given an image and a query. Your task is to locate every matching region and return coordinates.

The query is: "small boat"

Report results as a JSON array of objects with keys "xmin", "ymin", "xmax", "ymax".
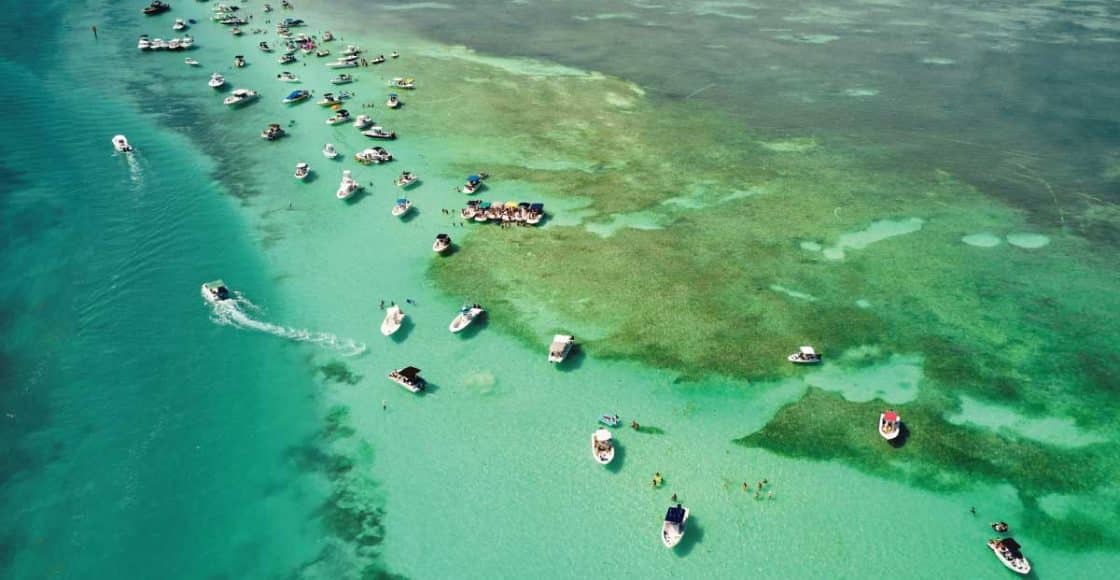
[
  {"xmin": 992, "ymin": 521, "xmax": 1010, "ymax": 533},
  {"xmin": 336, "ymin": 170, "xmax": 361, "ymax": 200},
  {"xmin": 112, "ymin": 135, "xmax": 133, "ymax": 153},
  {"xmin": 150, "ymin": 38, "xmax": 167, "ymax": 50},
  {"xmin": 459, "ymin": 175, "xmax": 483, "ymax": 194},
  {"xmin": 280, "ymin": 17, "xmax": 304, "ymax": 27},
  {"xmin": 599, "ymin": 414, "xmax": 621, "ymax": 427},
  {"xmin": 179, "ymin": 35, "xmax": 193, "ymax": 49},
  {"xmin": 370, "ymin": 54, "xmax": 386, "ymax": 65},
  {"xmin": 223, "ymin": 88, "xmax": 258, "ymax": 107},
  {"xmin": 662, "ymin": 505, "xmax": 690, "ymax": 549},
  {"xmin": 167, "ymin": 38, "xmax": 182, "ymax": 51},
  {"xmin": 472, "ymin": 201, "xmax": 492, "ymax": 222},
  {"xmin": 988, "ymin": 538, "xmax": 1030, "ymax": 575},
  {"xmin": 354, "ymin": 147, "xmax": 392, "ymax": 165},
  {"xmin": 260, "ymin": 123, "xmax": 285, "ymax": 141},
  {"xmin": 388, "ymin": 366, "xmax": 425, "ymax": 393},
  {"xmin": 294, "ymin": 162, "xmax": 310, "ymax": 180},
  {"xmin": 263, "ymin": 3, "xmax": 273, "ymax": 13},
  {"xmin": 259, "ymin": 41, "xmax": 273, "ymax": 52},
  {"xmin": 433, "ymin": 233, "xmax": 452, "ymax": 254},
  {"xmin": 322, "ymin": 143, "xmax": 339, "ymax": 159},
  {"xmin": 549, "ymin": 334, "xmax": 574, "ymax": 363},
  {"xmin": 200, "ymin": 280, "xmax": 230, "ymax": 304},
  {"xmin": 184, "ymin": 57, "xmax": 200, "ymax": 66},
  {"xmin": 330, "ymin": 74, "xmax": 354, "ymax": 85},
  {"xmin": 325, "ymin": 109, "xmax": 351, "ymax": 125},
  {"xmin": 233, "ymin": 54, "xmax": 246, "ymax": 68},
  {"xmin": 208, "ymin": 72, "xmax": 225, "ymax": 88},
  {"xmin": 352, "ymin": 114, "xmax": 373, "ymax": 130},
  {"xmin": 137, "ymin": 35, "xmax": 151, "ymax": 50},
  {"xmin": 380, "ymin": 305, "xmax": 405, "ymax": 336},
  {"xmin": 526, "ymin": 203, "xmax": 544, "ymax": 225},
  {"xmin": 389, "ymin": 77, "xmax": 415, "ymax": 89},
  {"xmin": 172, "ymin": 18, "xmax": 187, "ymax": 31},
  {"xmin": 390, "ymin": 51, "xmax": 399, "ymax": 59},
  {"xmin": 322, "ymin": 31, "xmax": 334, "ymax": 42},
  {"xmin": 317, "ymin": 92, "xmax": 345, "ymax": 106},
  {"xmin": 391, "ymin": 198, "xmax": 412, "ymax": 217},
  {"xmin": 231, "ymin": 27, "xmax": 243, "ymax": 36},
  {"xmin": 282, "ymin": 89, "xmax": 310, "ymax": 104},
  {"xmin": 394, "ymin": 172, "xmax": 418, "ymax": 188},
  {"xmin": 326, "ymin": 59, "xmax": 358, "ymax": 69},
  {"xmin": 362, "ymin": 126, "xmax": 396, "ymax": 140},
  {"xmin": 315, "ymin": 49, "xmax": 330, "ymax": 58},
  {"xmin": 278, "ymin": 53, "xmax": 297, "ymax": 65},
  {"xmin": 788, "ymin": 346, "xmax": 822, "ymax": 364},
  {"xmin": 276, "ymin": 71, "xmax": 299, "ymax": 82},
  {"xmin": 591, "ymin": 429, "xmax": 615, "ymax": 465},
  {"xmin": 449, "ymin": 304, "xmax": 484, "ymax": 333},
  {"xmin": 386, "ymin": 93, "xmax": 401, "ymax": 109},
  {"xmin": 342, "ymin": 45, "xmax": 362, "ymax": 57},
  {"xmin": 879, "ymin": 410, "xmax": 901, "ymax": 441},
  {"xmin": 143, "ymin": 1, "xmax": 171, "ymax": 16}
]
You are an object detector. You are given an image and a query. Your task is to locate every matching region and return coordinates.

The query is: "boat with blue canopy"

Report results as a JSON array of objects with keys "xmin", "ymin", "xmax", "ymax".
[{"xmin": 282, "ymin": 89, "xmax": 310, "ymax": 104}]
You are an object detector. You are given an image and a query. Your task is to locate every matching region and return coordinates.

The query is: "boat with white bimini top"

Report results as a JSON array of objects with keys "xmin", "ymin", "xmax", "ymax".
[
  {"xmin": 200, "ymin": 280, "xmax": 231, "ymax": 304},
  {"xmin": 352, "ymin": 114, "xmax": 373, "ymax": 130},
  {"xmin": 276, "ymin": 71, "xmax": 299, "ymax": 82},
  {"xmin": 336, "ymin": 170, "xmax": 360, "ymax": 200},
  {"xmin": 208, "ymin": 72, "xmax": 225, "ymax": 88},
  {"xmin": 294, "ymin": 162, "xmax": 310, "ymax": 180},
  {"xmin": 549, "ymin": 334, "xmax": 574, "ymax": 363},
  {"xmin": 331, "ymin": 74, "xmax": 354, "ymax": 85},
  {"xmin": 391, "ymin": 198, "xmax": 412, "ymax": 217},
  {"xmin": 223, "ymin": 88, "xmax": 258, "ymax": 107},
  {"xmin": 788, "ymin": 346, "xmax": 822, "ymax": 364},
  {"xmin": 322, "ymin": 143, "xmax": 339, "ymax": 159},
  {"xmin": 449, "ymin": 304, "xmax": 484, "ymax": 333},
  {"xmin": 259, "ymin": 41, "xmax": 273, "ymax": 52},
  {"xmin": 112, "ymin": 135, "xmax": 133, "ymax": 153},
  {"xmin": 662, "ymin": 505, "xmax": 690, "ymax": 549},
  {"xmin": 184, "ymin": 57, "xmax": 200, "ymax": 66},
  {"xmin": 388, "ymin": 366, "xmax": 425, "ymax": 393},
  {"xmin": 394, "ymin": 171, "xmax": 418, "ymax": 188},
  {"xmin": 591, "ymin": 429, "xmax": 615, "ymax": 465},
  {"xmin": 326, "ymin": 109, "xmax": 351, "ymax": 125},
  {"xmin": 380, "ymin": 305, "xmax": 405, "ymax": 336},
  {"xmin": 233, "ymin": 54, "xmax": 246, "ymax": 68},
  {"xmin": 879, "ymin": 410, "xmax": 901, "ymax": 441},
  {"xmin": 988, "ymin": 538, "xmax": 1031, "ymax": 575}
]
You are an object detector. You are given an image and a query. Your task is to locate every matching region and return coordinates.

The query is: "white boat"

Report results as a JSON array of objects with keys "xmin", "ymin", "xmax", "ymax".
[
  {"xmin": 184, "ymin": 57, "xmax": 200, "ymax": 66},
  {"xmin": 354, "ymin": 147, "xmax": 392, "ymax": 165},
  {"xmin": 278, "ymin": 53, "xmax": 296, "ymax": 65},
  {"xmin": 548, "ymin": 334, "xmax": 574, "ymax": 363},
  {"xmin": 233, "ymin": 55, "xmax": 246, "ymax": 68},
  {"xmin": 386, "ymin": 93, "xmax": 401, "ymax": 108},
  {"xmin": 208, "ymin": 72, "xmax": 225, "ymax": 88},
  {"xmin": 388, "ymin": 366, "xmax": 425, "ymax": 393},
  {"xmin": 294, "ymin": 162, "xmax": 310, "ymax": 180},
  {"xmin": 200, "ymin": 280, "xmax": 231, "ymax": 304},
  {"xmin": 282, "ymin": 89, "xmax": 310, "ymax": 104},
  {"xmin": 336, "ymin": 170, "xmax": 360, "ymax": 200},
  {"xmin": 879, "ymin": 410, "xmax": 900, "ymax": 441},
  {"xmin": 137, "ymin": 35, "xmax": 151, "ymax": 51},
  {"xmin": 591, "ymin": 429, "xmax": 615, "ymax": 465},
  {"xmin": 352, "ymin": 114, "xmax": 373, "ymax": 129},
  {"xmin": 167, "ymin": 38, "xmax": 182, "ymax": 51},
  {"xmin": 459, "ymin": 175, "xmax": 483, "ymax": 194},
  {"xmin": 322, "ymin": 31, "xmax": 334, "ymax": 42},
  {"xmin": 363, "ymin": 126, "xmax": 396, "ymax": 140},
  {"xmin": 380, "ymin": 305, "xmax": 405, "ymax": 336},
  {"xmin": 342, "ymin": 44, "xmax": 361, "ymax": 57},
  {"xmin": 223, "ymin": 88, "xmax": 259, "ymax": 107},
  {"xmin": 259, "ymin": 41, "xmax": 273, "ymax": 52},
  {"xmin": 391, "ymin": 51, "xmax": 399, "ymax": 59},
  {"xmin": 662, "ymin": 505, "xmax": 690, "ymax": 549},
  {"xmin": 260, "ymin": 123, "xmax": 285, "ymax": 140},
  {"xmin": 330, "ymin": 74, "xmax": 354, "ymax": 85},
  {"xmin": 389, "ymin": 77, "xmax": 415, "ymax": 89},
  {"xmin": 150, "ymin": 38, "xmax": 166, "ymax": 50},
  {"xmin": 391, "ymin": 198, "xmax": 412, "ymax": 217},
  {"xmin": 788, "ymin": 345, "xmax": 822, "ymax": 364},
  {"xmin": 317, "ymin": 92, "xmax": 345, "ymax": 106},
  {"xmin": 433, "ymin": 233, "xmax": 452, "ymax": 254},
  {"xmin": 370, "ymin": 54, "xmax": 386, "ymax": 65},
  {"xmin": 394, "ymin": 172, "xmax": 418, "ymax": 188},
  {"xmin": 325, "ymin": 109, "xmax": 351, "ymax": 125},
  {"xmin": 326, "ymin": 59, "xmax": 358, "ymax": 69},
  {"xmin": 276, "ymin": 71, "xmax": 299, "ymax": 82},
  {"xmin": 231, "ymin": 27, "xmax": 243, "ymax": 36},
  {"xmin": 988, "ymin": 538, "xmax": 1031, "ymax": 575},
  {"xmin": 449, "ymin": 304, "xmax": 484, "ymax": 333},
  {"xmin": 172, "ymin": 19, "xmax": 187, "ymax": 31},
  {"xmin": 112, "ymin": 134, "xmax": 133, "ymax": 153},
  {"xmin": 315, "ymin": 49, "xmax": 330, "ymax": 58},
  {"xmin": 322, "ymin": 143, "xmax": 339, "ymax": 159}
]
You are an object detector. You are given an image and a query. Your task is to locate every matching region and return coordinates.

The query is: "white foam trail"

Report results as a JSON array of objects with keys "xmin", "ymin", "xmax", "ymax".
[{"xmin": 208, "ymin": 292, "xmax": 367, "ymax": 357}]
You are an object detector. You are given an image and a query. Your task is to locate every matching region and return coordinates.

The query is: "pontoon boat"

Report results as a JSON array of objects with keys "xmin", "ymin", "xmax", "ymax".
[{"xmin": 388, "ymin": 366, "xmax": 425, "ymax": 393}]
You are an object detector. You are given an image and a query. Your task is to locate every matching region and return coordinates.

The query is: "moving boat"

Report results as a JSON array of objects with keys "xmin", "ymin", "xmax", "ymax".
[
  {"xmin": 391, "ymin": 198, "xmax": 412, "ymax": 217},
  {"xmin": 433, "ymin": 233, "xmax": 452, "ymax": 254},
  {"xmin": 112, "ymin": 135, "xmax": 133, "ymax": 153},
  {"xmin": 380, "ymin": 305, "xmax": 405, "ymax": 336},
  {"xmin": 449, "ymin": 304, "xmax": 484, "ymax": 333},
  {"xmin": 548, "ymin": 334, "xmax": 574, "ymax": 363},
  {"xmin": 184, "ymin": 57, "xmax": 200, "ymax": 66},
  {"xmin": 459, "ymin": 175, "xmax": 483, "ymax": 194},
  {"xmin": 352, "ymin": 114, "xmax": 373, "ymax": 130},
  {"xmin": 354, "ymin": 147, "xmax": 392, "ymax": 165},
  {"xmin": 362, "ymin": 126, "xmax": 396, "ymax": 140},
  {"xmin": 342, "ymin": 44, "xmax": 362, "ymax": 57},
  {"xmin": 325, "ymin": 109, "xmax": 351, "ymax": 125},
  {"xmin": 591, "ymin": 429, "xmax": 615, "ymax": 465},
  {"xmin": 260, "ymin": 123, "xmax": 285, "ymax": 140},
  {"xmin": 179, "ymin": 34, "xmax": 193, "ymax": 49},
  {"xmin": 386, "ymin": 93, "xmax": 401, "ymax": 109},
  {"xmin": 788, "ymin": 346, "xmax": 822, "ymax": 364},
  {"xmin": 233, "ymin": 54, "xmax": 246, "ymax": 68},
  {"xmin": 330, "ymin": 74, "xmax": 354, "ymax": 85},
  {"xmin": 276, "ymin": 71, "xmax": 299, "ymax": 82},
  {"xmin": 223, "ymin": 88, "xmax": 259, "ymax": 107},
  {"xmin": 200, "ymin": 280, "xmax": 230, "ymax": 304},
  {"xmin": 294, "ymin": 162, "xmax": 310, "ymax": 180},
  {"xmin": 336, "ymin": 170, "xmax": 360, "ymax": 200},
  {"xmin": 208, "ymin": 72, "xmax": 225, "ymax": 88},
  {"xmin": 388, "ymin": 366, "xmax": 425, "ymax": 393},
  {"xmin": 662, "ymin": 505, "xmax": 690, "ymax": 549},
  {"xmin": 879, "ymin": 410, "xmax": 901, "ymax": 441},
  {"xmin": 172, "ymin": 18, "xmax": 187, "ymax": 31},
  {"xmin": 143, "ymin": 1, "xmax": 171, "ymax": 16},
  {"xmin": 259, "ymin": 41, "xmax": 273, "ymax": 52},
  {"xmin": 988, "ymin": 538, "xmax": 1030, "ymax": 575},
  {"xmin": 394, "ymin": 171, "xmax": 418, "ymax": 188},
  {"xmin": 322, "ymin": 143, "xmax": 339, "ymax": 159},
  {"xmin": 389, "ymin": 77, "xmax": 415, "ymax": 89},
  {"xmin": 282, "ymin": 89, "xmax": 310, "ymax": 104}
]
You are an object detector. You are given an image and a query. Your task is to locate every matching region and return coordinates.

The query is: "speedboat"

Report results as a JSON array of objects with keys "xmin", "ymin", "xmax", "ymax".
[
  {"xmin": 354, "ymin": 147, "xmax": 392, "ymax": 165},
  {"xmin": 342, "ymin": 44, "xmax": 361, "ymax": 57},
  {"xmin": 988, "ymin": 538, "xmax": 1030, "ymax": 575},
  {"xmin": 335, "ymin": 170, "xmax": 360, "ymax": 200},
  {"xmin": 389, "ymin": 77, "xmax": 415, "ymax": 89},
  {"xmin": 391, "ymin": 51, "xmax": 399, "ymax": 59},
  {"xmin": 137, "ymin": 35, "xmax": 152, "ymax": 50},
  {"xmin": 591, "ymin": 429, "xmax": 615, "ymax": 465},
  {"xmin": 112, "ymin": 135, "xmax": 133, "ymax": 153},
  {"xmin": 172, "ymin": 18, "xmax": 187, "ymax": 31},
  {"xmin": 143, "ymin": 1, "xmax": 170, "ymax": 16},
  {"xmin": 178, "ymin": 35, "xmax": 193, "ymax": 49},
  {"xmin": 433, "ymin": 233, "xmax": 452, "ymax": 254},
  {"xmin": 370, "ymin": 54, "xmax": 386, "ymax": 65},
  {"xmin": 260, "ymin": 123, "xmax": 285, "ymax": 140},
  {"xmin": 325, "ymin": 109, "xmax": 351, "ymax": 125},
  {"xmin": 294, "ymin": 162, "xmax": 310, "ymax": 180},
  {"xmin": 380, "ymin": 305, "xmax": 405, "ymax": 336},
  {"xmin": 330, "ymin": 74, "xmax": 353, "ymax": 85},
  {"xmin": 391, "ymin": 198, "xmax": 412, "ymax": 217},
  {"xmin": 788, "ymin": 346, "xmax": 822, "ymax": 364},
  {"xmin": 394, "ymin": 172, "xmax": 418, "ymax": 188},
  {"xmin": 662, "ymin": 505, "xmax": 690, "ymax": 549},
  {"xmin": 322, "ymin": 143, "xmax": 339, "ymax": 159},
  {"xmin": 276, "ymin": 71, "xmax": 299, "ymax": 82},
  {"xmin": 259, "ymin": 41, "xmax": 273, "ymax": 52},
  {"xmin": 879, "ymin": 410, "xmax": 901, "ymax": 441},
  {"xmin": 223, "ymin": 89, "xmax": 258, "ymax": 107},
  {"xmin": 322, "ymin": 31, "xmax": 334, "ymax": 42},
  {"xmin": 278, "ymin": 53, "xmax": 297, "ymax": 65},
  {"xmin": 233, "ymin": 54, "xmax": 246, "ymax": 68},
  {"xmin": 362, "ymin": 126, "xmax": 396, "ymax": 140},
  {"xmin": 599, "ymin": 414, "xmax": 621, "ymax": 427},
  {"xmin": 282, "ymin": 89, "xmax": 310, "ymax": 104},
  {"xmin": 263, "ymin": 3, "xmax": 273, "ymax": 12},
  {"xmin": 386, "ymin": 93, "xmax": 401, "ymax": 109},
  {"xmin": 352, "ymin": 114, "xmax": 373, "ymax": 129},
  {"xmin": 526, "ymin": 203, "xmax": 544, "ymax": 225},
  {"xmin": 208, "ymin": 72, "xmax": 226, "ymax": 88},
  {"xmin": 388, "ymin": 366, "xmax": 425, "ymax": 393},
  {"xmin": 449, "ymin": 304, "xmax": 484, "ymax": 333},
  {"xmin": 315, "ymin": 49, "xmax": 331, "ymax": 58},
  {"xmin": 231, "ymin": 27, "xmax": 243, "ymax": 36},
  {"xmin": 200, "ymin": 280, "xmax": 230, "ymax": 304},
  {"xmin": 317, "ymin": 92, "xmax": 344, "ymax": 106},
  {"xmin": 459, "ymin": 175, "xmax": 483, "ymax": 194},
  {"xmin": 549, "ymin": 334, "xmax": 574, "ymax": 363},
  {"xmin": 184, "ymin": 57, "xmax": 200, "ymax": 66},
  {"xmin": 326, "ymin": 58, "xmax": 358, "ymax": 69}
]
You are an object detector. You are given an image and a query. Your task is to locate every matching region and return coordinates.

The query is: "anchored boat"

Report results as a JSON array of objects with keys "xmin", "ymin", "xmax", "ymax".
[
  {"xmin": 591, "ymin": 429, "xmax": 615, "ymax": 465},
  {"xmin": 987, "ymin": 538, "xmax": 1031, "ymax": 575},
  {"xmin": 788, "ymin": 346, "xmax": 822, "ymax": 364},
  {"xmin": 388, "ymin": 366, "xmax": 425, "ymax": 393},
  {"xmin": 449, "ymin": 304, "xmax": 484, "ymax": 332},
  {"xmin": 549, "ymin": 334, "xmax": 574, "ymax": 363},
  {"xmin": 380, "ymin": 306, "xmax": 405, "ymax": 336},
  {"xmin": 662, "ymin": 505, "xmax": 690, "ymax": 549},
  {"xmin": 879, "ymin": 410, "xmax": 901, "ymax": 441}
]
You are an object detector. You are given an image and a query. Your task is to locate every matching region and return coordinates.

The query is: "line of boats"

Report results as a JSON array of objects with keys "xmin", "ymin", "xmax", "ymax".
[
  {"xmin": 460, "ymin": 200, "xmax": 545, "ymax": 225},
  {"xmin": 137, "ymin": 34, "xmax": 194, "ymax": 51}
]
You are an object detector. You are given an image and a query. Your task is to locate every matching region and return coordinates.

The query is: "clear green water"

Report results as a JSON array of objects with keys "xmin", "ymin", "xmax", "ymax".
[{"xmin": 3, "ymin": 0, "xmax": 1118, "ymax": 578}]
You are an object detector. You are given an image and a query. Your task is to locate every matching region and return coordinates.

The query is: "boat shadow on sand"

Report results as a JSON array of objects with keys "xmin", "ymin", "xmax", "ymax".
[
  {"xmin": 674, "ymin": 514, "xmax": 704, "ymax": 557},
  {"xmin": 556, "ymin": 346, "xmax": 586, "ymax": 372},
  {"xmin": 605, "ymin": 442, "xmax": 625, "ymax": 472},
  {"xmin": 418, "ymin": 381, "xmax": 440, "ymax": 396},
  {"xmin": 389, "ymin": 316, "xmax": 414, "ymax": 343},
  {"xmin": 400, "ymin": 207, "xmax": 421, "ymax": 223},
  {"xmin": 888, "ymin": 422, "xmax": 911, "ymax": 449}
]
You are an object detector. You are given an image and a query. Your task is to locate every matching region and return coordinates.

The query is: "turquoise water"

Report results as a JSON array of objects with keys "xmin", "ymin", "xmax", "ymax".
[{"xmin": 3, "ymin": 1, "xmax": 1119, "ymax": 578}]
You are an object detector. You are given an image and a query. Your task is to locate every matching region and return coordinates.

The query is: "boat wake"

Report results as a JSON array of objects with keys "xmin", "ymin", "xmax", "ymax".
[{"xmin": 208, "ymin": 292, "xmax": 367, "ymax": 356}]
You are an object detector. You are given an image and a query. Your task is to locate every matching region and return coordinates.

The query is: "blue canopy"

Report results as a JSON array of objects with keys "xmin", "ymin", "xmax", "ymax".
[
  {"xmin": 286, "ymin": 90, "xmax": 306, "ymax": 99},
  {"xmin": 529, "ymin": 203, "xmax": 544, "ymax": 211},
  {"xmin": 388, "ymin": 93, "xmax": 398, "ymax": 98},
  {"xmin": 666, "ymin": 505, "xmax": 686, "ymax": 524},
  {"xmin": 478, "ymin": 201, "xmax": 491, "ymax": 209},
  {"xmin": 396, "ymin": 198, "xmax": 408, "ymax": 204},
  {"xmin": 467, "ymin": 175, "xmax": 480, "ymax": 183}
]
